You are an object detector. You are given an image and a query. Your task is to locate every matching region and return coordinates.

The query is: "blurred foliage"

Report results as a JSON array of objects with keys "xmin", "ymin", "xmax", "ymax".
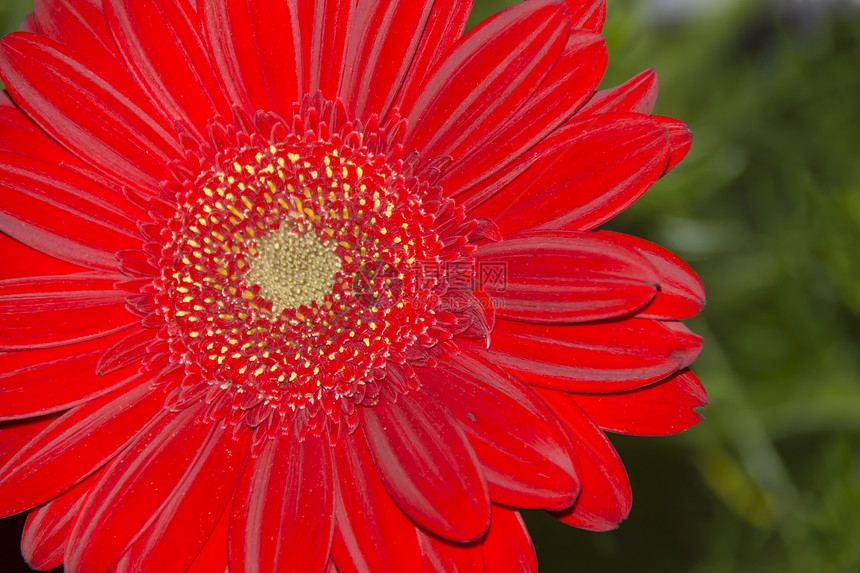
[
  {"xmin": 1, "ymin": 0, "xmax": 859, "ymax": 572},
  {"xmin": 0, "ymin": 0, "xmax": 28, "ymax": 34}
]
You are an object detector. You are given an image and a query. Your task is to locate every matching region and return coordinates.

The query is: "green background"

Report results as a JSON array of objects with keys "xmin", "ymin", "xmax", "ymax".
[{"xmin": 1, "ymin": 0, "xmax": 859, "ymax": 571}]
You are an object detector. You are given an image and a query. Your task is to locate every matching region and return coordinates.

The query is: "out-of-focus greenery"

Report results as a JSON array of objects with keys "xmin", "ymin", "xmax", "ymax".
[
  {"xmin": 0, "ymin": 0, "xmax": 28, "ymax": 34},
  {"xmin": 0, "ymin": 0, "xmax": 858, "ymax": 572}
]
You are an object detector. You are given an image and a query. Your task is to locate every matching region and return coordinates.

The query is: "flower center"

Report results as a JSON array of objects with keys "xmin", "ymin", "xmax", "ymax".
[
  {"xmin": 244, "ymin": 224, "xmax": 341, "ymax": 313},
  {"xmin": 143, "ymin": 100, "xmax": 486, "ymax": 442}
]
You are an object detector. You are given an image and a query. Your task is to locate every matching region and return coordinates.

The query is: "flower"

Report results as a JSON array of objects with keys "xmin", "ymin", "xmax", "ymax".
[{"xmin": 0, "ymin": 0, "xmax": 706, "ymax": 571}]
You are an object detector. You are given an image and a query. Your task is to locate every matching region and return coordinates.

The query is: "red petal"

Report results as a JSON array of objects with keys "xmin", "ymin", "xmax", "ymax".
[
  {"xmin": 663, "ymin": 321, "xmax": 704, "ymax": 364},
  {"xmin": 597, "ymin": 231, "xmax": 705, "ymax": 319},
  {"xmin": 19, "ymin": 14, "xmax": 40, "ymax": 34},
  {"xmin": 403, "ymin": 0, "xmax": 569, "ymax": 162},
  {"xmin": 0, "ymin": 86, "xmax": 154, "ymax": 215},
  {"xmin": 65, "ymin": 405, "xmax": 215, "ymax": 573},
  {"xmin": 538, "ymin": 389, "xmax": 632, "ymax": 531},
  {"xmin": 0, "ymin": 414, "xmax": 60, "ymax": 469},
  {"xmin": 417, "ymin": 527, "xmax": 484, "ymax": 573},
  {"xmin": 442, "ymin": 30, "xmax": 607, "ymax": 198},
  {"xmin": 0, "ymin": 273, "xmax": 121, "ymax": 296},
  {"xmin": 0, "ymin": 92, "xmax": 78, "ymax": 162},
  {"xmin": 338, "ymin": 0, "xmax": 437, "ymax": 121},
  {"xmin": 0, "ymin": 151, "xmax": 142, "ymax": 271},
  {"xmin": 331, "ymin": 433, "xmax": 426, "ymax": 573},
  {"xmin": 359, "ymin": 394, "xmax": 490, "ymax": 541},
  {"xmin": 0, "ymin": 92, "xmax": 152, "ymax": 205},
  {"xmin": 571, "ymin": 369, "xmax": 708, "ymax": 436},
  {"xmin": 0, "ymin": 330, "xmax": 145, "ymax": 420},
  {"xmin": 230, "ymin": 432, "xmax": 334, "ymax": 573},
  {"xmin": 0, "ymin": 381, "xmax": 163, "ymax": 518},
  {"xmin": 0, "ymin": 93, "xmax": 154, "ymax": 211},
  {"xmin": 0, "ymin": 33, "xmax": 181, "ymax": 189},
  {"xmin": 471, "ymin": 318, "xmax": 699, "ymax": 393},
  {"xmin": 0, "ymin": 274, "xmax": 136, "ymax": 350},
  {"xmin": 655, "ymin": 115, "xmax": 693, "ymax": 174},
  {"xmin": 97, "ymin": 327, "xmax": 159, "ymax": 375},
  {"xmin": 34, "ymin": 0, "xmax": 138, "ymax": 87},
  {"xmin": 472, "ymin": 113, "xmax": 670, "ymax": 233},
  {"xmin": 201, "ymin": 0, "xmax": 299, "ymax": 116},
  {"xmin": 187, "ymin": 503, "xmax": 230, "ymax": 573},
  {"xmin": 21, "ymin": 470, "xmax": 101, "ymax": 571},
  {"xmin": 564, "ymin": 0, "xmax": 606, "ymax": 32},
  {"xmin": 294, "ymin": 0, "xmax": 355, "ymax": 97},
  {"xmin": 417, "ymin": 350, "xmax": 579, "ymax": 509},
  {"xmin": 456, "ymin": 150, "xmax": 536, "ymax": 217},
  {"xmin": 481, "ymin": 506, "xmax": 537, "ymax": 573},
  {"xmin": 472, "ymin": 231, "xmax": 658, "ymax": 323},
  {"xmin": 390, "ymin": 0, "xmax": 473, "ymax": 118},
  {"xmin": 577, "ymin": 68, "xmax": 659, "ymax": 116},
  {"xmin": 104, "ymin": 0, "xmax": 231, "ymax": 139},
  {"xmin": 0, "ymin": 232, "xmax": 84, "ymax": 279},
  {"xmin": 115, "ymin": 426, "xmax": 251, "ymax": 573}
]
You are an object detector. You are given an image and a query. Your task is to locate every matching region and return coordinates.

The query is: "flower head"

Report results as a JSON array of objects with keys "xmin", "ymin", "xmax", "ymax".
[{"xmin": 0, "ymin": 0, "xmax": 706, "ymax": 571}]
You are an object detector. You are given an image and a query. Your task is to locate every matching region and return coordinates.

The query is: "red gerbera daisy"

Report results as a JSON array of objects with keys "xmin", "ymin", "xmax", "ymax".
[{"xmin": 0, "ymin": 0, "xmax": 706, "ymax": 571}]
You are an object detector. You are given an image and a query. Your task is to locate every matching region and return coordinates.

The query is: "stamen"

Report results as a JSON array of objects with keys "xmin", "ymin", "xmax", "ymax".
[{"xmin": 245, "ymin": 224, "xmax": 341, "ymax": 313}]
